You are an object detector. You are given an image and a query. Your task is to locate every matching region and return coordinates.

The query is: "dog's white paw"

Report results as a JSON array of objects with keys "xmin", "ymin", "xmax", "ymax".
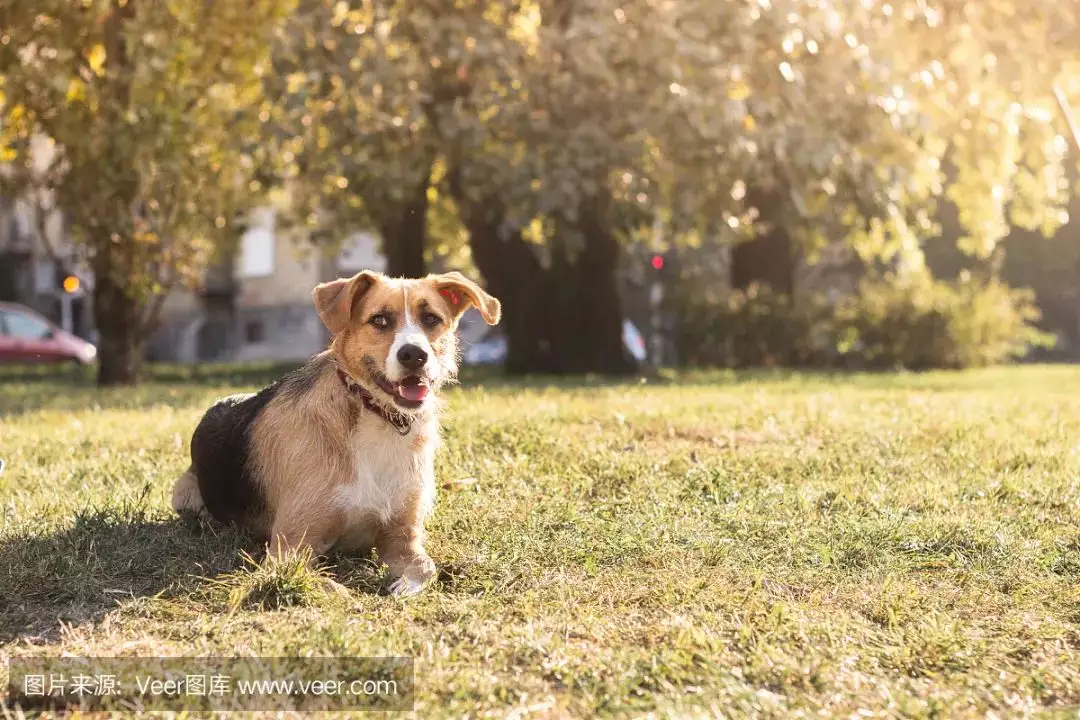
[{"xmin": 389, "ymin": 575, "xmax": 429, "ymax": 597}]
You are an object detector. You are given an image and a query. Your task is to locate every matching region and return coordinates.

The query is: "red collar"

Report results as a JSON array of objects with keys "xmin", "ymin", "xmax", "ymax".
[{"xmin": 337, "ymin": 369, "xmax": 413, "ymax": 436}]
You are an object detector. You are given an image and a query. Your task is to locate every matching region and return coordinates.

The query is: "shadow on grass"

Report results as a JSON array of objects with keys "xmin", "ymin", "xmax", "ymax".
[
  {"xmin": 0, "ymin": 362, "xmax": 304, "ymax": 417},
  {"xmin": 0, "ymin": 505, "xmax": 253, "ymax": 642},
  {"xmin": 0, "ymin": 361, "xmax": 305, "ymax": 388},
  {"xmin": 0, "ymin": 385, "xmax": 218, "ymax": 417},
  {"xmin": 0, "ymin": 363, "xmax": 673, "ymax": 418},
  {"xmin": 2, "ymin": 359, "xmax": 804, "ymax": 393},
  {"xmin": 0, "ymin": 504, "xmax": 432, "ymax": 640},
  {"xmin": 455, "ymin": 366, "xmax": 840, "ymax": 393},
  {"xmin": 5, "ymin": 359, "xmax": 1052, "ymax": 419}
]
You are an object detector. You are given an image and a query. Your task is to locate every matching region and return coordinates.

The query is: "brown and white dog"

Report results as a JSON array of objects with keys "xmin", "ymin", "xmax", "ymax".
[{"xmin": 171, "ymin": 271, "xmax": 501, "ymax": 595}]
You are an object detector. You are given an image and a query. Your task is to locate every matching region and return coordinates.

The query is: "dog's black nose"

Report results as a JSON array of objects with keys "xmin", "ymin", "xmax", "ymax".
[{"xmin": 397, "ymin": 343, "xmax": 428, "ymax": 370}]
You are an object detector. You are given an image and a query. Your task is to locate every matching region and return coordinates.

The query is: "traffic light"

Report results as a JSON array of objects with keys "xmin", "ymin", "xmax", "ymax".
[
  {"xmin": 55, "ymin": 266, "xmax": 83, "ymax": 295},
  {"xmin": 649, "ymin": 252, "xmax": 674, "ymax": 278}
]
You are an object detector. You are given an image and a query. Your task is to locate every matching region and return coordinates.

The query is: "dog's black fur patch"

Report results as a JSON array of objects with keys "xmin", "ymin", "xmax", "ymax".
[
  {"xmin": 190, "ymin": 388, "xmax": 275, "ymax": 526},
  {"xmin": 189, "ymin": 358, "xmax": 328, "ymax": 527}
]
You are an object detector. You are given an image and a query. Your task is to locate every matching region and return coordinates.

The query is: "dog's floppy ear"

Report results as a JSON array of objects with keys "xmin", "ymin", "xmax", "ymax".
[
  {"xmin": 433, "ymin": 271, "xmax": 501, "ymax": 325},
  {"xmin": 312, "ymin": 271, "xmax": 380, "ymax": 335}
]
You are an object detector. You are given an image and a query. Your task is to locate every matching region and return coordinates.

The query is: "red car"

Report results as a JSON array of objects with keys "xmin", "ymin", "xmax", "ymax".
[{"xmin": 0, "ymin": 302, "xmax": 97, "ymax": 365}]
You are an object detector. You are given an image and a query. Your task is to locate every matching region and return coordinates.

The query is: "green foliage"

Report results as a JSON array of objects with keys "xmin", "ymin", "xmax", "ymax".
[
  {"xmin": 213, "ymin": 549, "xmax": 344, "ymax": 612},
  {"xmin": 674, "ymin": 283, "xmax": 833, "ymax": 368},
  {"xmin": 262, "ymin": 1, "xmax": 447, "ymax": 239},
  {"xmin": 674, "ymin": 275, "xmax": 1053, "ymax": 370},
  {"xmin": 834, "ymin": 274, "xmax": 1054, "ymax": 369},
  {"xmin": 0, "ymin": 0, "xmax": 292, "ymax": 380},
  {"xmin": 270, "ymin": 0, "xmax": 1080, "ymax": 278}
]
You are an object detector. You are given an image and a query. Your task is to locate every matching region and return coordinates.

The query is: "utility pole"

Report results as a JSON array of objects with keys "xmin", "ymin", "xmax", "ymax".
[
  {"xmin": 1052, "ymin": 85, "xmax": 1080, "ymax": 351},
  {"xmin": 58, "ymin": 272, "xmax": 85, "ymax": 334},
  {"xmin": 649, "ymin": 213, "xmax": 665, "ymax": 367}
]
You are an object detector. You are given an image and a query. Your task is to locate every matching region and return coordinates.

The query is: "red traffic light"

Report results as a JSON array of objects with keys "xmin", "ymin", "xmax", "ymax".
[{"xmin": 650, "ymin": 255, "xmax": 664, "ymax": 270}]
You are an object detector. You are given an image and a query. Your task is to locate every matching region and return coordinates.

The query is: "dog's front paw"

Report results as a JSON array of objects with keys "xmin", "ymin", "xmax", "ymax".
[
  {"xmin": 389, "ymin": 557, "xmax": 436, "ymax": 597},
  {"xmin": 389, "ymin": 576, "xmax": 428, "ymax": 597}
]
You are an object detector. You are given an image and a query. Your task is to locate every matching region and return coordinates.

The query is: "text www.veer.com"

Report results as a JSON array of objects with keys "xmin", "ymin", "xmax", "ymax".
[{"xmin": 234, "ymin": 678, "xmax": 399, "ymax": 697}]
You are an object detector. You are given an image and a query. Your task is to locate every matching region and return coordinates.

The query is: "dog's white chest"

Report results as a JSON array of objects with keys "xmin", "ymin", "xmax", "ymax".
[{"xmin": 334, "ymin": 418, "xmax": 436, "ymax": 526}]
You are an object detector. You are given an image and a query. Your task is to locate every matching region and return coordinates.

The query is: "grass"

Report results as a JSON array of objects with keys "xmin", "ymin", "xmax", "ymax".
[{"xmin": 1, "ymin": 364, "xmax": 1079, "ymax": 717}]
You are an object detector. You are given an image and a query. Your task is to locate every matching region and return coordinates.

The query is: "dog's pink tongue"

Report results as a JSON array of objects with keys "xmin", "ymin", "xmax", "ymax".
[{"xmin": 398, "ymin": 382, "xmax": 429, "ymax": 403}]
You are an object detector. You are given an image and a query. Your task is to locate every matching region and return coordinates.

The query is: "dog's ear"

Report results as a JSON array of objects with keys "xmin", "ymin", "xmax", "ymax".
[
  {"xmin": 432, "ymin": 271, "xmax": 501, "ymax": 325},
  {"xmin": 312, "ymin": 271, "xmax": 380, "ymax": 335}
]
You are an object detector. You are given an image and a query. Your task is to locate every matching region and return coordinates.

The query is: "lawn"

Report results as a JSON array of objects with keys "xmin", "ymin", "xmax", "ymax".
[{"xmin": 1, "ymin": 364, "xmax": 1079, "ymax": 717}]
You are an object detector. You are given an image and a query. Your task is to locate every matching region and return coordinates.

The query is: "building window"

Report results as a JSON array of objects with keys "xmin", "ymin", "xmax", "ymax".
[
  {"xmin": 33, "ymin": 259, "xmax": 56, "ymax": 293},
  {"xmin": 336, "ymin": 231, "xmax": 387, "ymax": 273},
  {"xmin": 237, "ymin": 227, "xmax": 275, "ymax": 278},
  {"xmin": 244, "ymin": 319, "xmax": 265, "ymax": 344},
  {"xmin": 13, "ymin": 207, "xmax": 32, "ymax": 241}
]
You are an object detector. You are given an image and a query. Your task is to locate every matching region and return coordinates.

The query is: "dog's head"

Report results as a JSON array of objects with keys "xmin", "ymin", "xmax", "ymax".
[{"xmin": 313, "ymin": 271, "xmax": 501, "ymax": 413}]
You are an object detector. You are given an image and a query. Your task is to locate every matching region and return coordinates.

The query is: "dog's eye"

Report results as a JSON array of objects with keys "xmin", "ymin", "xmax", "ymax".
[
  {"xmin": 369, "ymin": 314, "xmax": 390, "ymax": 329},
  {"xmin": 420, "ymin": 311, "xmax": 442, "ymax": 329}
]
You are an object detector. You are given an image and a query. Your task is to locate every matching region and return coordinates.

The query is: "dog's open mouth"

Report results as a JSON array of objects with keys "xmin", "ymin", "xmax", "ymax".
[{"xmin": 373, "ymin": 373, "xmax": 430, "ymax": 409}]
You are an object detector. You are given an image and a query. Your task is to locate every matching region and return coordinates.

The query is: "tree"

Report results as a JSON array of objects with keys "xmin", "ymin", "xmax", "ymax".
[
  {"xmin": 266, "ymin": 0, "xmax": 480, "ymax": 279},
  {"xmin": 704, "ymin": 0, "xmax": 1080, "ymax": 292},
  {"xmin": 436, "ymin": 0, "xmax": 723, "ymax": 374},
  {"xmin": 283, "ymin": 0, "xmax": 1080, "ymax": 375},
  {"xmin": 0, "ymin": 0, "xmax": 291, "ymax": 385},
  {"xmin": 273, "ymin": 0, "xmax": 695, "ymax": 372}
]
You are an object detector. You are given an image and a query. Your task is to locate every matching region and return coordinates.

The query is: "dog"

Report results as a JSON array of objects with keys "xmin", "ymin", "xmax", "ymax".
[{"xmin": 171, "ymin": 270, "xmax": 501, "ymax": 595}]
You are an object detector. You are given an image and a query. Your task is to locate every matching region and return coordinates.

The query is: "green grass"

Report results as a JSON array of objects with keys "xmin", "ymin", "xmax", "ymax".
[{"xmin": 2, "ymin": 364, "xmax": 1080, "ymax": 717}]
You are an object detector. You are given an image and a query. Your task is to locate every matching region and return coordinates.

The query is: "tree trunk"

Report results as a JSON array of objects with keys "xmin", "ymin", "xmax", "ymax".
[
  {"xmin": 461, "ymin": 203, "xmax": 557, "ymax": 373},
  {"xmin": 732, "ymin": 189, "xmax": 795, "ymax": 294},
  {"xmin": 381, "ymin": 166, "xmax": 431, "ymax": 279},
  {"xmin": 93, "ymin": 272, "xmax": 144, "ymax": 386},
  {"xmin": 454, "ymin": 180, "xmax": 635, "ymax": 375},
  {"xmin": 91, "ymin": 1, "xmax": 141, "ymax": 386},
  {"xmin": 549, "ymin": 196, "xmax": 635, "ymax": 374}
]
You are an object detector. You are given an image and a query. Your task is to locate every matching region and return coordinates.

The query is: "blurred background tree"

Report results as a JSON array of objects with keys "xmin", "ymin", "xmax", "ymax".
[
  {"xmin": 0, "ymin": 0, "xmax": 292, "ymax": 385},
  {"xmin": 3, "ymin": 0, "xmax": 1079, "ymax": 381},
  {"xmin": 276, "ymin": 0, "xmax": 1080, "ymax": 374}
]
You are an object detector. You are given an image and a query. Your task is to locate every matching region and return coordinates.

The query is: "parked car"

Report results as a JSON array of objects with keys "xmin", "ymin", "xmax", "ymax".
[
  {"xmin": 462, "ymin": 319, "xmax": 649, "ymax": 366},
  {"xmin": 0, "ymin": 302, "xmax": 97, "ymax": 365}
]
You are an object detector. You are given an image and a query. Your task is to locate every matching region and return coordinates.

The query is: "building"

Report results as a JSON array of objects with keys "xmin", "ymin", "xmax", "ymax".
[
  {"xmin": 0, "ymin": 192, "xmax": 393, "ymax": 363},
  {"xmin": 147, "ymin": 211, "xmax": 388, "ymax": 363},
  {"xmin": 0, "ymin": 191, "xmax": 94, "ymax": 340},
  {"xmin": 0, "ymin": 193, "xmax": 495, "ymax": 365}
]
